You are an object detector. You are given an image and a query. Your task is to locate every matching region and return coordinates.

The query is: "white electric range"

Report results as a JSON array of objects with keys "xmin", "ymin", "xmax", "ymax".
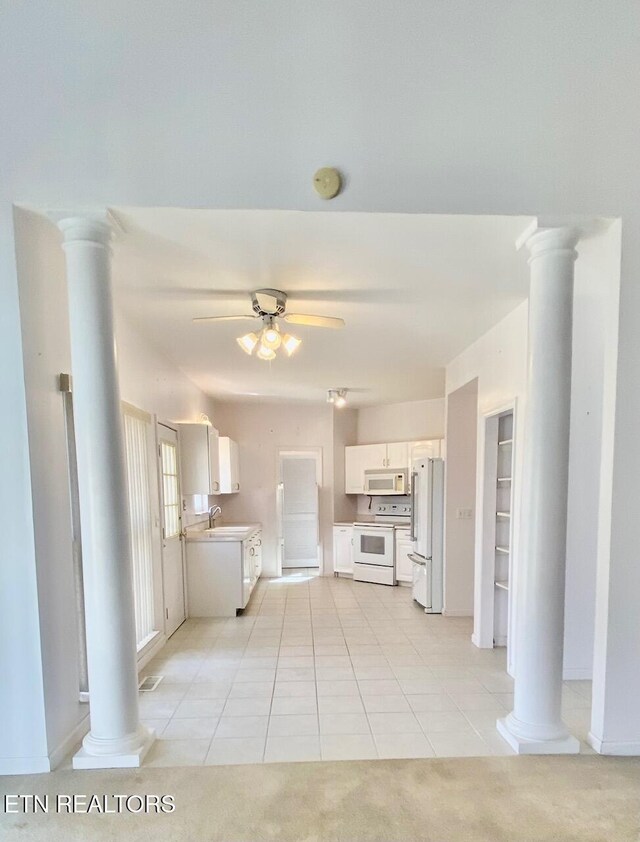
[{"xmin": 353, "ymin": 501, "xmax": 412, "ymax": 586}]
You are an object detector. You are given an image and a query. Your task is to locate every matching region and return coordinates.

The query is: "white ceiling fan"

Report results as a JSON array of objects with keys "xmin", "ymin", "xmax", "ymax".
[{"xmin": 193, "ymin": 288, "xmax": 345, "ymax": 360}]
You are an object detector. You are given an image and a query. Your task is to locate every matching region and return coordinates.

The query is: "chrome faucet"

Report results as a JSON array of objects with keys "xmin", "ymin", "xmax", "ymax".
[{"xmin": 208, "ymin": 505, "xmax": 222, "ymax": 528}]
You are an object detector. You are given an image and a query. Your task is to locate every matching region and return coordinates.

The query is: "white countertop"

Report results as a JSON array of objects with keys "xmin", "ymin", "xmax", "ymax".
[{"xmin": 186, "ymin": 522, "xmax": 261, "ymax": 543}]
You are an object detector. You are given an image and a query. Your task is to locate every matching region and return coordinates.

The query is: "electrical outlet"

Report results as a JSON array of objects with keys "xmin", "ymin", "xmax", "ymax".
[{"xmin": 456, "ymin": 508, "xmax": 473, "ymax": 520}]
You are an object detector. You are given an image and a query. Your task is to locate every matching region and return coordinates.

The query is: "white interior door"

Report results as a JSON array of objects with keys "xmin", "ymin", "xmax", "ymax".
[
  {"xmin": 157, "ymin": 424, "xmax": 186, "ymax": 636},
  {"xmin": 279, "ymin": 453, "xmax": 320, "ymax": 569}
]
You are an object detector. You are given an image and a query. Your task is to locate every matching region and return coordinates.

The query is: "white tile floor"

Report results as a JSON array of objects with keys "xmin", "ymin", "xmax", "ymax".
[{"xmin": 140, "ymin": 570, "xmax": 593, "ymax": 766}]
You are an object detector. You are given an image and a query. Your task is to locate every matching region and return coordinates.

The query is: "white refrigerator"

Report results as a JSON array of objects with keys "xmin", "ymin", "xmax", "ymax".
[{"xmin": 409, "ymin": 452, "xmax": 444, "ymax": 613}]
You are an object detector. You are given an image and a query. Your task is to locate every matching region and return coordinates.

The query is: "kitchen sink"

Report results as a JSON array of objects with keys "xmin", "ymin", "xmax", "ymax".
[{"xmin": 205, "ymin": 526, "xmax": 250, "ymax": 533}]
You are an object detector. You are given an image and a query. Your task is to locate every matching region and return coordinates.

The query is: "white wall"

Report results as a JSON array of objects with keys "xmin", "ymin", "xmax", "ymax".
[
  {"xmin": 212, "ymin": 400, "xmax": 336, "ymax": 577},
  {"xmin": 444, "ymin": 379, "xmax": 478, "ymax": 616},
  {"xmin": 2, "ymin": 0, "xmax": 639, "ymax": 765},
  {"xmin": 447, "ymin": 301, "xmax": 528, "ymax": 671},
  {"xmin": 0, "ymin": 209, "xmax": 49, "ymax": 774},
  {"xmin": 116, "ymin": 317, "xmax": 215, "ymax": 427},
  {"xmin": 357, "ymin": 399, "xmax": 445, "ymax": 444},
  {"xmin": 563, "ymin": 228, "xmax": 618, "ymax": 678},
  {"xmin": 446, "ymin": 224, "xmax": 617, "ymax": 678},
  {"xmin": 11, "ymin": 208, "xmax": 218, "ymax": 769},
  {"xmin": 13, "ymin": 210, "xmax": 86, "ymax": 768},
  {"xmin": 333, "ymin": 408, "xmax": 359, "ymax": 525}
]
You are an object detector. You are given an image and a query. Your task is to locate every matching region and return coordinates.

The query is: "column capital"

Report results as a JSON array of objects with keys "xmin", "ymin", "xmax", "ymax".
[
  {"xmin": 516, "ymin": 220, "xmax": 581, "ymax": 261},
  {"xmin": 525, "ymin": 226, "xmax": 580, "ymax": 263},
  {"xmin": 56, "ymin": 214, "xmax": 112, "ymax": 249}
]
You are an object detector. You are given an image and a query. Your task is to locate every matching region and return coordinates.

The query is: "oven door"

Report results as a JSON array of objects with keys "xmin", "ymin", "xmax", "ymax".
[{"xmin": 353, "ymin": 527, "xmax": 394, "ymax": 567}]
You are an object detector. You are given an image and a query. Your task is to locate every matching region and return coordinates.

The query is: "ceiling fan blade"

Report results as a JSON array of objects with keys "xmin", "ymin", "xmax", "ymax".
[
  {"xmin": 283, "ymin": 314, "xmax": 345, "ymax": 329},
  {"xmin": 192, "ymin": 315, "xmax": 258, "ymax": 323}
]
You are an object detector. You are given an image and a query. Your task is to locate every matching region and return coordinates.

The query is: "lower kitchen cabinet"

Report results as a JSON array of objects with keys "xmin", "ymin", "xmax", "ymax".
[
  {"xmin": 395, "ymin": 527, "xmax": 413, "ymax": 584},
  {"xmin": 333, "ymin": 525, "xmax": 354, "ymax": 576},
  {"xmin": 187, "ymin": 527, "xmax": 261, "ymax": 617}
]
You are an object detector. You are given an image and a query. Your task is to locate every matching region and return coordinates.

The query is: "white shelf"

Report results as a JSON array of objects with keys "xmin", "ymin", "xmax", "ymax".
[
  {"xmin": 495, "ymin": 546, "xmax": 510, "ymax": 554},
  {"xmin": 494, "ymin": 580, "xmax": 509, "ymax": 591},
  {"xmin": 498, "ymin": 439, "xmax": 513, "ymax": 446},
  {"xmin": 497, "ymin": 477, "xmax": 512, "ymax": 483},
  {"xmin": 496, "ymin": 511, "xmax": 511, "ymax": 518}
]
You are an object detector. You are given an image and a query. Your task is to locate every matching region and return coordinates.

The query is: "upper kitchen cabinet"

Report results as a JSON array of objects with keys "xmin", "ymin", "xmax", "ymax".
[
  {"xmin": 345, "ymin": 439, "xmax": 443, "ymax": 494},
  {"xmin": 178, "ymin": 423, "xmax": 221, "ymax": 495},
  {"xmin": 410, "ymin": 439, "xmax": 442, "ymax": 459},
  {"xmin": 345, "ymin": 443, "xmax": 386, "ymax": 493},
  {"xmin": 386, "ymin": 441, "xmax": 409, "ymax": 469},
  {"xmin": 219, "ymin": 436, "xmax": 240, "ymax": 494}
]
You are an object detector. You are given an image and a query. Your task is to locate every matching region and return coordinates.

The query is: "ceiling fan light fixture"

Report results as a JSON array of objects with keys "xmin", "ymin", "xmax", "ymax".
[
  {"xmin": 237, "ymin": 332, "xmax": 259, "ymax": 355},
  {"xmin": 282, "ymin": 333, "xmax": 302, "ymax": 356},
  {"xmin": 256, "ymin": 343, "xmax": 276, "ymax": 361},
  {"xmin": 261, "ymin": 322, "xmax": 282, "ymax": 350}
]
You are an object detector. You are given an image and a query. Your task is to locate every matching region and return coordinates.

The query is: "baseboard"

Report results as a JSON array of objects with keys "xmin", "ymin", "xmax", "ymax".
[
  {"xmin": 137, "ymin": 632, "xmax": 166, "ymax": 673},
  {"xmin": 562, "ymin": 667, "xmax": 592, "ymax": 680},
  {"xmin": 472, "ymin": 633, "xmax": 497, "ymax": 649},
  {"xmin": 588, "ymin": 732, "xmax": 640, "ymax": 756},
  {"xmin": 48, "ymin": 711, "xmax": 90, "ymax": 770},
  {"xmin": 443, "ymin": 608, "xmax": 473, "ymax": 617},
  {"xmin": 0, "ymin": 756, "xmax": 51, "ymax": 775}
]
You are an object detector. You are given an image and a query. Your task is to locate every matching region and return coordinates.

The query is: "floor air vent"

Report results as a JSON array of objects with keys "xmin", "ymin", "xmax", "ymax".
[{"xmin": 138, "ymin": 675, "xmax": 164, "ymax": 692}]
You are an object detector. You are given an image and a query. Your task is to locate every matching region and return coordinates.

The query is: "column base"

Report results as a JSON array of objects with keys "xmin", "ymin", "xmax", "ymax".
[
  {"xmin": 72, "ymin": 726, "xmax": 155, "ymax": 769},
  {"xmin": 497, "ymin": 717, "xmax": 580, "ymax": 755}
]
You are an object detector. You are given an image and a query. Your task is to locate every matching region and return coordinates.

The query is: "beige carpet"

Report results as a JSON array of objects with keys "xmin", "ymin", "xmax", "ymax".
[{"xmin": 2, "ymin": 755, "xmax": 640, "ymax": 841}]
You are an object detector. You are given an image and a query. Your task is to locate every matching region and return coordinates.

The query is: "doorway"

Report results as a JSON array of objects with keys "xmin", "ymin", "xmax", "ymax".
[
  {"xmin": 474, "ymin": 401, "xmax": 517, "ymax": 674},
  {"xmin": 157, "ymin": 423, "xmax": 186, "ymax": 637},
  {"xmin": 277, "ymin": 449, "xmax": 322, "ymax": 572}
]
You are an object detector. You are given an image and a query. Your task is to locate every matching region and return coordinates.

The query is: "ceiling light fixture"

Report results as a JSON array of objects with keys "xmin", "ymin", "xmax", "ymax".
[
  {"xmin": 256, "ymin": 343, "xmax": 276, "ymax": 361},
  {"xmin": 282, "ymin": 334, "xmax": 302, "ymax": 356},
  {"xmin": 236, "ymin": 316, "xmax": 301, "ymax": 361},
  {"xmin": 327, "ymin": 388, "xmax": 348, "ymax": 407},
  {"xmin": 237, "ymin": 332, "xmax": 259, "ymax": 355},
  {"xmin": 261, "ymin": 319, "xmax": 282, "ymax": 350}
]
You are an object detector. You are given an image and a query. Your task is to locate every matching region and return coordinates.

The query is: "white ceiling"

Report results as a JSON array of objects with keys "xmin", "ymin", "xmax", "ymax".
[{"xmin": 110, "ymin": 209, "xmax": 532, "ymax": 406}]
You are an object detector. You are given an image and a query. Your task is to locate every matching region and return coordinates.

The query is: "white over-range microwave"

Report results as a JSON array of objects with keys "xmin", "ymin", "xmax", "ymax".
[{"xmin": 364, "ymin": 468, "xmax": 408, "ymax": 496}]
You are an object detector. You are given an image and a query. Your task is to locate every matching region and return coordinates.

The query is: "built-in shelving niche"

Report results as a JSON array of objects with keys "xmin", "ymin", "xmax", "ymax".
[{"xmin": 493, "ymin": 412, "xmax": 514, "ymax": 647}]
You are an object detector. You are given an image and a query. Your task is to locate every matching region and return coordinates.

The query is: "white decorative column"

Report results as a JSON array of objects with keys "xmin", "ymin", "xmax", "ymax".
[
  {"xmin": 497, "ymin": 225, "xmax": 581, "ymax": 754},
  {"xmin": 58, "ymin": 215, "xmax": 154, "ymax": 769}
]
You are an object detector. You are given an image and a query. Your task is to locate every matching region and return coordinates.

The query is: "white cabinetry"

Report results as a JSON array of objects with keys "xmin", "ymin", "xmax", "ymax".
[
  {"xmin": 187, "ymin": 528, "xmax": 262, "ymax": 617},
  {"xmin": 178, "ymin": 423, "xmax": 220, "ymax": 495},
  {"xmin": 394, "ymin": 527, "xmax": 413, "ymax": 584},
  {"xmin": 219, "ymin": 437, "xmax": 240, "ymax": 494},
  {"xmin": 345, "ymin": 439, "xmax": 442, "ymax": 495},
  {"xmin": 386, "ymin": 441, "xmax": 409, "ymax": 469},
  {"xmin": 345, "ymin": 449, "xmax": 365, "ymax": 494},
  {"xmin": 410, "ymin": 439, "xmax": 441, "ymax": 459},
  {"xmin": 333, "ymin": 525, "xmax": 354, "ymax": 575},
  {"xmin": 345, "ymin": 444, "xmax": 388, "ymax": 492}
]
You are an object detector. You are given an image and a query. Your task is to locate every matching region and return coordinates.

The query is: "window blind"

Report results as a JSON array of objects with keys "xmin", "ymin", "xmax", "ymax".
[{"xmin": 122, "ymin": 405, "xmax": 156, "ymax": 647}]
